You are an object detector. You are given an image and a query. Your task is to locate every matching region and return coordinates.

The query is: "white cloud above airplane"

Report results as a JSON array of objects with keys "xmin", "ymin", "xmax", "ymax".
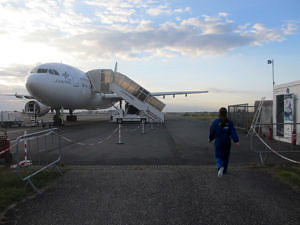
[
  {"xmin": 0, "ymin": 0, "xmax": 299, "ymax": 111},
  {"xmin": 0, "ymin": 0, "xmax": 296, "ymax": 64}
]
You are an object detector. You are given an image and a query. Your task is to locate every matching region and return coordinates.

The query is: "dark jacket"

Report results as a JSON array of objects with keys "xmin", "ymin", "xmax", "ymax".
[{"xmin": 209, "ymin": 118, "xmax": 239, "ymax": 147}]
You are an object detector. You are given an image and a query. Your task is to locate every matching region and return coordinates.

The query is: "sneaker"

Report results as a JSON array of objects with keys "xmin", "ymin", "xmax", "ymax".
[{"xmin": 218, "ymin": 167, "xmax": 224, "ymax": 177}]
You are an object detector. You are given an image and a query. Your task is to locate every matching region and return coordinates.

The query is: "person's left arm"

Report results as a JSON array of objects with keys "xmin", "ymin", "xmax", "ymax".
[{"xmin": 209, "ymin": 119, "xmax": 217, "ymax": 142}]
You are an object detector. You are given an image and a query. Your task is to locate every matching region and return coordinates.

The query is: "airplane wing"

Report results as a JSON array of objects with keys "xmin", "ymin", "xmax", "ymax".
[
  {"xmin": 0, "ymin": 93, "xmax": 35, "ymax": 99},
  {"xmin": 151, "ymin": 91, "xmax": 208, "ymax": 97},
  {"xmin": 103, "ymin": 91, "xmax": 208, "ymax": 99}
]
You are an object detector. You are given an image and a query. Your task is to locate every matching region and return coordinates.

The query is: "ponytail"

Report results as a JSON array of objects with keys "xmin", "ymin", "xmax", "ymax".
[{"xmin": 219, "ymin": 107, "xmax": 228, "ymax": 127}]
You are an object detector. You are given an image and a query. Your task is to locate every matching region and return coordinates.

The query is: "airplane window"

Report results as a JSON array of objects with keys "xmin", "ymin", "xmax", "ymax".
[
  {"xmin": 54, "ymin": 70, "xmax": 59, "ymax": 75},
  {"xmin": 49, "ymin": 69, "xmax": 54, "ymax": 74},
  {"xmin": 37, "ymin": 68, "xmax": 48, "ymax": 73}
]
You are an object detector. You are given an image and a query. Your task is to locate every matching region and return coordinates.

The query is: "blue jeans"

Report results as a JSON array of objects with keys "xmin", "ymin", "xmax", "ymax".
[{"xmin": 214, "ymin": 145, "xmax": 231, "ymax": 173}]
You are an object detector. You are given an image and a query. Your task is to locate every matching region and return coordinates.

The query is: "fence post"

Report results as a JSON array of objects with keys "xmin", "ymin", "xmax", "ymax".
[
  {"xmin": 150, "ymin": 120, "xmax": 154, "ymax": 130},
  {"xmin": 141, "ymin": 119, "xmax": 146, "ymax": 134},
  {"xmin": 250, "ymin": 132, "xmax": 253, "ymax": 152},
  {"xmin": 292, "ymin": 130, "xmax": 296, "ymax": 145},
  {"xmin": 20, "ymin": 130, "xmax": 32, "ymax": 167},
  {"xmin": 24, "ymin": 130, "xmax": 28, "ymax": 161},
  {"xmin": 13, "ymin": 128, "xmax": 63, "ymax": 193},
  {"xmin": 259, "ymin": 152, "xmax": 264, "ymax": 165},
  {"xmin": 116, "ymin": 123, "xmax": 124, "ymax": 144}
]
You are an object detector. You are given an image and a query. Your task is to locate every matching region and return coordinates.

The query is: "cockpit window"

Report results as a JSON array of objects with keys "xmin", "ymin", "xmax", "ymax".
[
  {"xmin": 30, "ymin": 67, "xmax": 60, "ymax": 75},
  {"xmin": 37, "ymin": 68, "xmax": 48, "ymax": 73},
  {"xmin": 49, "ymin": 69, "xmax": 60, "ymax": 75}
]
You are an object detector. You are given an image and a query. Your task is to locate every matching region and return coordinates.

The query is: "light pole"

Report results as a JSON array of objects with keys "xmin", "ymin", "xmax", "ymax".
[{"xmin": 267, "ymin": 59, "xmax": 275, "ymax": 87}]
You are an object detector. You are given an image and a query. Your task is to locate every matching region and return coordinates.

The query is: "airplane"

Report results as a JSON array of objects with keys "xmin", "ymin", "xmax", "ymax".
[{"xmin": 4, "ymin": 62, "xmax": 208, "ymax": 125}]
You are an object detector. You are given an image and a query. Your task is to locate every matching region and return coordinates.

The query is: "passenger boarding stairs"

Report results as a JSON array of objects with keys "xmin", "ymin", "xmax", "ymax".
[{"xmin": 86, "ymin": 69, "xmax": 165, "ymax": 122}]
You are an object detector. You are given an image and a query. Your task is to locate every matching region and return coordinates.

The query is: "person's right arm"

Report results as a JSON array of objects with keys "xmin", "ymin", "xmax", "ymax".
[{"xmin": 229, "ymin": 121, "xmax": 240, "ymax": 146}]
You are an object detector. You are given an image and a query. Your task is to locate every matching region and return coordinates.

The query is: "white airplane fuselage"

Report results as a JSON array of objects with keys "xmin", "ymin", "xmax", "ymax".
[
  {"xmin": 24, "ymin": 62, "xmax": 208, "ymax": 119},
  {"xmin": 26, "ymin": 63, "xmax": 114, "ymax": 110}
]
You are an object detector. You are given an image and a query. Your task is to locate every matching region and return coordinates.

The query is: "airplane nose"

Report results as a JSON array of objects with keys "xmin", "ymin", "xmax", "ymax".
[{"xmin": 26, "ymin": 74, "xmax": 40, "ymax": 96}]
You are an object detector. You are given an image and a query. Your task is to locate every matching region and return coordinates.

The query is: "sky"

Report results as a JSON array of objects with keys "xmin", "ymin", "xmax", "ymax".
[{"xmin": 0, "ymin": 0, "xmax": 300, "ymax": 112}]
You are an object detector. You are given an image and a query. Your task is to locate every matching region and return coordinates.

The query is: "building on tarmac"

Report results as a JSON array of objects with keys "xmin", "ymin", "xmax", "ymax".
[{"xmin": 273, "ymin": 80, "xmax": 300, "ymax": 145}]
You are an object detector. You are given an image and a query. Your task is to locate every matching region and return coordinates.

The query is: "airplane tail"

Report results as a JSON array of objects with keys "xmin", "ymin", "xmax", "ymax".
[{"xmin": 114, "ymin": 62, "xmax": 118, "ymax": 73}]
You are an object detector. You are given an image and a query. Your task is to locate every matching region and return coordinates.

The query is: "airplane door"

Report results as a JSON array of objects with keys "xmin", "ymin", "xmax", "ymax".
[
  {"xmin": 283, "ymin": 94, "xmax": 294, "ymax": 138},
  {"xmin": 276, "ymin": 95, "xmax": 284, "ymax": 136},
  {"xmin": 73, "ymin": 75, "xmax": 79, "ymax": 87}
]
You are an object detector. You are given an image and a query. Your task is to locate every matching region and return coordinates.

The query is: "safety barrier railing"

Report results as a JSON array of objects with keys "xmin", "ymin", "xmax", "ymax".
[
  {"xmin": 249, "ymin": 123, "xmax": 300, "ymax": 165},
  {"xmin": 14, "ymin": 128, "xmax": 63, "ymax": 193},
  {"xmin": 58, "ymin": 122, "xmax": 161, "ymax": 147},
  {"xmin": 10, "ymin": 122, "xmax": 163, "ymax": 193},
  {"xmin": 59, "ymin": 127, "xmax": 118, "ymax": 146}
]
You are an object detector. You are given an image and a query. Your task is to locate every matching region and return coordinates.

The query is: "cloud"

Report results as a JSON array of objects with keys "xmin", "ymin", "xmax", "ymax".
[
  {"xmin": 0, "ymin": 84, "xmax": 27, "ymax": 93},
  {"xmin": 0, "ymin": 64, "xmax": 33, "ymax": 79},
  {"xmin": 218, "ymin": 12, "xmax": 228, "ymax": 17},
  {"xmin": 0, "ymin": 64, "xmax": 33, "ymax": 87},
  {"xmin": 95, "ymin": 12, "xmax": 130, "ymax": 24},
  {"xmin": 147, "ymin": 4, "xmax": 190, "ymax": 16},
  {"xmin": 281, "ymin": 23, "xmax": 298, "ymax": 35},
  {"xmin": 146, "ymin": 4, "xmax": 171, "ymax": 16},
  {"xmin": 0, "ymin": 0, "xmax": 297, "ymax": 81},
  {"xmin": 0, "ymin": 0, "xmax": 297, "ymax": 111},
  {"xmin": 21, "ymin": 14, "xmax": 294, "ymax": 60}
]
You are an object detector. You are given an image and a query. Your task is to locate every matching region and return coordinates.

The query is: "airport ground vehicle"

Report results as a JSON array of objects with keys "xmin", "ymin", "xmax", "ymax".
[
  {"xmin": 111, "ymin": 111, "xmax": 149, "ymax": 123},
  {"xmin": 0, "ymin": 111, "xmax": 23, "ymax": 128},
  {"xmin": 0, "ymin": 129, "xmax": 12, "ymax": 164}
]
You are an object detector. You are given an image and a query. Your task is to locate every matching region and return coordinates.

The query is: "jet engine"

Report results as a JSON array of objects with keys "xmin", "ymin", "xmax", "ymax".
[{"xmin": 24, "ymin": 100, "xmax": 50, "ymax": 117}]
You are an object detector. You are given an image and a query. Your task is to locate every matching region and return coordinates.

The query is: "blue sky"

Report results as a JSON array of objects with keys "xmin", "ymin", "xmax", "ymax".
[{"xmin": 0, "ymin": 0, "xmax": 299, "ymax": 112}]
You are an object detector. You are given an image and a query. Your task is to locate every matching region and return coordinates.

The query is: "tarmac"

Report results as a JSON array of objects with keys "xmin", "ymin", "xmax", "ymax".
[{"xmin": 1, "ymin": 114, "xmax": 300, "ymax": 225}]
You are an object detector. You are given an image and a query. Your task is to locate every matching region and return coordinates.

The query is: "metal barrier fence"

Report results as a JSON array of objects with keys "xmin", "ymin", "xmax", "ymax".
[
  {"xmin": 14, "ymin": 128, "xmax": 63, "ymax": 193},
  {"xmin": 10, "ymin": 122, "xmax": 163, "ymax": 192},
  {"xmin": 249, "ymin": 123, "xmax": 300, "ymax": 165},
  {"xmin": 228, "ymin": 104, "xmax": 255, "ymax": 132}
]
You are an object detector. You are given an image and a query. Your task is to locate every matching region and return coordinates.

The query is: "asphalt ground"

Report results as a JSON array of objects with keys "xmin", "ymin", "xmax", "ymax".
[
  {"xmin": 11, "ymin": 167, "xmax": 300, "ymax": 225},
  {"xmin": 4, "ymin": 114, "xmax": 260, "ymax": 166},
  {"xmin": 6, "ymin": 113, "xmax": 299, "ymax": 166},
  {"xmin": 1, "ymin": 114, "xmax": 300, "ymax": 225}
]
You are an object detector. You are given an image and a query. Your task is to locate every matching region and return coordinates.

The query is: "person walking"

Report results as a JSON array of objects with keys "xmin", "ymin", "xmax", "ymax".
[{"xmin": 209, "ymin": 107, "xmax": 240, "ymax": 177}]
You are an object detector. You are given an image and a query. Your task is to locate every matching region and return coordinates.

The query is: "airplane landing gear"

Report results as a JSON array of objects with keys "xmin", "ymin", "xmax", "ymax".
[
  {"xmin": 53, "ymin": 109, "xmax": 63, "ymax": 126},
  {"xmin": 66, "ymin": 109, "xmax": 77, "ymax": 121}
]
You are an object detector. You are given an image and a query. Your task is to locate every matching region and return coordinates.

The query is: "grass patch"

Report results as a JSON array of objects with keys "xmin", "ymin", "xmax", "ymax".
[
  {"xmin": 272, "ymin": 165, "xmax": 300, "ymax": 189},
  {"xmin": 0, "ymin": 167, "xmax": 63, "ymax": 213},
  {"xmin": 245, "ymin": 164, "xmax": 300, "ymax": 189},
  {"xmin": 182, "ymin": 112, "xmax": 218, "ymax": 121}
]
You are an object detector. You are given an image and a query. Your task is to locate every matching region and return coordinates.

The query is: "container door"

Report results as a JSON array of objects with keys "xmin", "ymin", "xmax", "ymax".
[
  {"xmin": 276, "ymin": 95, "xmax": 284, "ymax": 136},
  {"xmin": 284, "ymin": 94, "xmax": 294, "ymax": 138}
]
